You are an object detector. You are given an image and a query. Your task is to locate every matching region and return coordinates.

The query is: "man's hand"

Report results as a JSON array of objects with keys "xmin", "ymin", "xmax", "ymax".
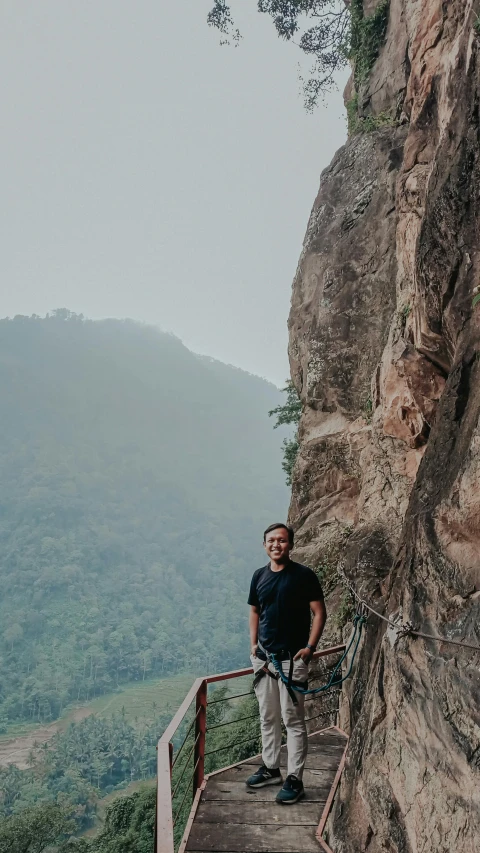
[
  {"xmin": 251, "ymin": 644, "xmax": 258, "ymax": 657},
  {"xmin": 294, "ymin": 647, "xmax": 312, "ymax": 664}
]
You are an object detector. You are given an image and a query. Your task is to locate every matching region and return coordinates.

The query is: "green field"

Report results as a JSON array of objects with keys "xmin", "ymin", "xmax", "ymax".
[
  {"xmin": 82, "ymin": 673, "xmax": 196, "ymax": 721},
  {"xmin": 0, "ymin": 672, "xmax": 197, "ymax": 743}
]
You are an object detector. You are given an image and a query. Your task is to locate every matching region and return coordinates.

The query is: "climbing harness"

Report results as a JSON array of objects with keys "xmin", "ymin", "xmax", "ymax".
[
  {"xmin": 255, "ymin": 609, "xmax": 368, "ymax": 701},
  {"xmin": 252, "ymin": 660, "xmax": 308, "ymax": 704}
]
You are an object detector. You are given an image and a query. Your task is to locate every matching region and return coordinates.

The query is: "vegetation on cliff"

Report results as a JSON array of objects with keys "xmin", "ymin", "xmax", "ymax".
[
  {"xmin": 208, "ymin": 1, "xmax": 391, "ymax": 110},
  {"xmin": 269, "ymin": 380, "xmax": 302, "ymax": 485}
]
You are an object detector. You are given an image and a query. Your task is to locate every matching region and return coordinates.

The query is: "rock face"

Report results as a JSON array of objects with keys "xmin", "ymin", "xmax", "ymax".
[{"xmin": 288, "ymin": 1, "xmax": 480, "ymax": 849}]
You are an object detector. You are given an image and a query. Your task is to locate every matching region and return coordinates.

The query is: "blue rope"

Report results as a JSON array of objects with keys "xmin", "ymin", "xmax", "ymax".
[{"xmin": 269, "ymin": 614, "xmax": 367, "ymax": 696}]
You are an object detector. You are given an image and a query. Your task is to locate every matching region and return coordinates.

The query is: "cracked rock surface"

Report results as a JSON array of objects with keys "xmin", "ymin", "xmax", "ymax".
[{"xmin": 288, "ymin": 1, "xmax": 480, "ymax": 849}]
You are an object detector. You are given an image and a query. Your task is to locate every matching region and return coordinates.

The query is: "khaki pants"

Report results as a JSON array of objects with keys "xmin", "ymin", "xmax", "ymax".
[{"xmin": 251, "ymin": 654, "xmax": 308, "ymax": 780}]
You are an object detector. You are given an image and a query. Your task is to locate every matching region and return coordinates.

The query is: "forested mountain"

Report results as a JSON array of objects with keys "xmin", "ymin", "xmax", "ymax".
[{"xmin": 0, "ymin": 311, "xmax": 289, "ymax": 725}]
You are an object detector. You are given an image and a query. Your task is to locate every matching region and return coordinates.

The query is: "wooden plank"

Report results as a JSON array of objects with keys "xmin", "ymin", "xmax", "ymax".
[
  {"xmin": 200, "ymin": 779, "xmax": 333, "ymax": 803},
  {"xmin": 207, "ymin": 752, "xmax": 340, "ymax": 773},
  {"xmin": 305, "ymin": 739, "xmax": 346, "ymax": 750},
  {"xmin": 287, "ymin": 754, "xmax": 342, "ymax": 772},
  {"xmin": 305, "ymin": 738, "xmax": 346, "ymax": 749},
  {"xmin": 307, "ymin": 733, "xmax": 347, "ymax": 746},
  {"xmin": 212, "ymin": 763, "xmax": 336, "ymax": 790},
  {"xmin": 186, "ymin": 822, "xmax": 321, "ymax": 852},
  {"xmin": 194, "ymin": 800, "xmax": 321, "ymax": 826}
]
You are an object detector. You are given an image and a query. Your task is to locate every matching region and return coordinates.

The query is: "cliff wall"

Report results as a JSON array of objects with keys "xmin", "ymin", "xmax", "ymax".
[{"xmin": 288, "ymin": 1, "xmax": 480, "ymax": 849}]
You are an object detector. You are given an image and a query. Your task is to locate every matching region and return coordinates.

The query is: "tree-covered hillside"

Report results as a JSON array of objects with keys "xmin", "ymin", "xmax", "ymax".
[{"xmin": 0, "ymin": 311, "xmax": 289, "ymax": 725}]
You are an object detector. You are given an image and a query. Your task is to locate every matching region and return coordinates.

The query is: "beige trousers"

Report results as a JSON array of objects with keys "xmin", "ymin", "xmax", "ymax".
[{"xmin": 251, "ymin": 653, "xmax": 308, "ymax": 779}]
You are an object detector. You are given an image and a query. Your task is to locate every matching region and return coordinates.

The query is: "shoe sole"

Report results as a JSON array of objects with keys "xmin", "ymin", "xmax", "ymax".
[
  {"xmin": 276, "ymin": 790, "xmax": 306, "ymax": 804},
  {"xmin": 246, "ymin": 777, "xmax": 283, "ymax": 788}
]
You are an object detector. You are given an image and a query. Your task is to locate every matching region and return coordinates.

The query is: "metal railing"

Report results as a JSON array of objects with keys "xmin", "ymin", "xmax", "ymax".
[{"xmin": 155, "ymin": 644, "xmax": 346, "ymax": 853}]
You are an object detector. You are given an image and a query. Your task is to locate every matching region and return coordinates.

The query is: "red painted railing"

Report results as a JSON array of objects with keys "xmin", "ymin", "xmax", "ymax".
[{"xmin": 155, "ymin": 645, "xmax": 346, "ymax": 853}]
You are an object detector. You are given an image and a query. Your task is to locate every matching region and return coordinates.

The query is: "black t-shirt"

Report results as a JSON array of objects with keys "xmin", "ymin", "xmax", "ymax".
[{"xmin": 248, "ymin": 561, "xmax": 324, "ymax": 654}]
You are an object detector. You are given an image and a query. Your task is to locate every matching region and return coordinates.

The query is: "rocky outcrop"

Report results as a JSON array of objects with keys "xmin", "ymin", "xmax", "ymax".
[{"xmin": 288, "ymin": 1, "xmax": 480, "ymax": 849}]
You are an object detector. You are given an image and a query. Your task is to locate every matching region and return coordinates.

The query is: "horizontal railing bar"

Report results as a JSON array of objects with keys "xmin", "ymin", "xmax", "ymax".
[
  {"xmin": 205, "ymin": 646, "xmax": 346, "ymax": 687},
  {"xmin": 204, "ymin": 734, "xmax": 259, "ymax": 757},
  {"xmin": 172, "ymin": 757, "xmax": 200, "ymax": 827},
  {"xmin": 172, "ymin": 706, "xmax": 202, "ymax": 768},
  {"xmin": 208, "ymin": 690, "xmax": 254, "ymax": 705},
  {"xmin": 206, "ymin": 666, "xmax": 254, "ymax": 684},
  {"xmin": 207, "ymin": 712, "xmax": 259, "ymax": 731},
  {"xmin": 312, "ymin": 644, "xmax": 346, "ymax": 659},
  {"xmin": 171, "ymin": 732, "xmax": 201, "ymax": 801}
]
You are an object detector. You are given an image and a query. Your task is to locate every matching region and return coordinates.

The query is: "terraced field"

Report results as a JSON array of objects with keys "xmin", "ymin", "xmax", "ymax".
[{"xmin": 79, "ymin": 673, "xmax": 195, "ymax": 721}]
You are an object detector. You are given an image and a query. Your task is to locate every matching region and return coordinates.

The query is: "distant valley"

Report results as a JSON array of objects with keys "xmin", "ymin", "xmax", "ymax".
[{"xmin": 0, "ymin": 311, "xmax": 289, "ymax": 731}]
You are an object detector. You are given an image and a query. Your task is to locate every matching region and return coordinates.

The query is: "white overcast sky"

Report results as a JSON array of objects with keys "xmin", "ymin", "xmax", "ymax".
[{"xmin": 2, "ymin": 1, "xmax": 348, "ymax": 386}]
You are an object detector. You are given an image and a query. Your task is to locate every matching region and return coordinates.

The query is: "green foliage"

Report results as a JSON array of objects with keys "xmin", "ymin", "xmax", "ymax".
[
  {"xmin": 346, "ymin": 1, "xmax": 392, "ymax": 134},
  {"xmin": 472, "ymin": 292, "xmax": 480, "ymax": 308},
  {"xmin": 346, "ymin": 98, "xmax": 396, "ymax": 135},
  {"xmin": 92, "ymin": 788, "xmax": 156, "ymax": 853},
  {"xmin": 56, "ymin": 789, "xmax": 156, "ymax": 853},
  {"xmin": 208, "ymin": 2, "xmax": 390, "ymax": 110},
  {"xmin": 474, "ymin": 14, "xmax": 480, "ymax": 35},
  {"xmin": 0, "ymin": 313, "xmax": 289, "ymax": 726},
  {"xmin": 0, "ymin": 800, "xmax": 75, "ymax": 853},
  {"xmin": 269, "ymin": 380, "xmax": 302, "ymax": 486},
  {"xmin": 350, "ymin": 0, "xmax": 390, "ymax": 86},
  {"xmin": 0, "ymin": 710, "xmax": 170, "ymax": 825},
  {"xmin": 208, "ymin": 1, "xmax": 351, "ymax": 109},
  {"xmin": 346, "ymin": 93, "xmax": 360, "ymax": 135},
  {"xmin": 281, "ymin": 437, "xmax": 300, "ymax": 486},
  {"xmin": 268, "ymin": 380, "xmax": 302, "ymax": 428},
  {"xmin": 334, "ymin": 590, "xmax": 355, "ymax": 630},
  {"xmin": 315, "ymin": 559, "xmax": 337, "ymax": 596},
  {"xmin": 363, "ymin": 397, "xmax": 373, "ymax": 424}
]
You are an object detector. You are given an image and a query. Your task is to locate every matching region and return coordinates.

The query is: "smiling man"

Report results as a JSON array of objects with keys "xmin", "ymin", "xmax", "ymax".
[{"xmin": 246, "ymin": 523, "xmax": 326, "ymax": 804}]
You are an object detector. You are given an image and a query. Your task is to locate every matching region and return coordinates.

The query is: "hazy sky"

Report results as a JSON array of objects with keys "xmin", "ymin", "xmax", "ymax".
[{"xmin": 2, "ymin": 1, "xmax": 348, "ymax": 385}]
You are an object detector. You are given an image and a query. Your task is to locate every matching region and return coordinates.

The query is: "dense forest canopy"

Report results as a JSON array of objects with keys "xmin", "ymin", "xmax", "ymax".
[{"xmin": 0, "ymin": 311, "xmax": 289, "ymax": 726}]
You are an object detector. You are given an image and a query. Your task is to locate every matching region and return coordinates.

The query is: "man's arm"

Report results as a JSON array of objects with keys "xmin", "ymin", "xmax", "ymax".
[
  {"xmin": 293, "ymin": 599, "xmax": 327, "ymax": 663},
  {"xmin": 249, "ymin": 605, "xmax": 260, "ymax": 656}
]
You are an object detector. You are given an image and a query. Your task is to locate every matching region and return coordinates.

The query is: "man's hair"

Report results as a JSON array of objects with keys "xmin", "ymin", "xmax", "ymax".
[{"xmin": 263, "ymin": 523, "xmax": 294, "ymax": 547}]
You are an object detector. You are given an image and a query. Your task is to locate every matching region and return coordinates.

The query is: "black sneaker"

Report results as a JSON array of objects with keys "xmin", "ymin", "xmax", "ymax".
[
  {"xmin": 275, "ymin": 774, "xmax": 305, "ymax": 804},
  {"xmin": 246, "ymin": 764, "xmax": 282, "ymax": 788}
]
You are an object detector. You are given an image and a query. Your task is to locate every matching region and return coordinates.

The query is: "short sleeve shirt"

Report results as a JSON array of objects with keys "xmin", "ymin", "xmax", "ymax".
[{"xmin": 248, "ymin": 561, "xmax": 324, "ymax": 654}]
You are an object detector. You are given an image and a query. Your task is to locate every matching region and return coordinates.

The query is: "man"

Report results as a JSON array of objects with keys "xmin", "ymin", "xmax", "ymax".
[{"xmin": 246, "ymin": 523, "xmax": 326, "ymax": 804}]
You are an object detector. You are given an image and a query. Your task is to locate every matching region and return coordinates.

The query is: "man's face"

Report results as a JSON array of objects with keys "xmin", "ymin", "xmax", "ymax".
[{"xmin": 263, "ymin": 527, "xmax": 290, "ymax": 562}]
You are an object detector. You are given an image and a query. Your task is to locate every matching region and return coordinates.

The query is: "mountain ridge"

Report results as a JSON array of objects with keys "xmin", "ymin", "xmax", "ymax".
[{"xmin": 0, "ymin": 311, "xmax": 289, "ymax": 726}]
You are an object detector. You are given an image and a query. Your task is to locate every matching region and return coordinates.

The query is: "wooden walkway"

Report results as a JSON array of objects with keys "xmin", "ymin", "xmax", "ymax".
[{"xmin": 180, "ymin": 727, "xmax": 348, "ymax": 853}]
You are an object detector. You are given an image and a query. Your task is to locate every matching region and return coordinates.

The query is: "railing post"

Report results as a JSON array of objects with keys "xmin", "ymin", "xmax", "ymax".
[{"xmin": 193, "ymin": 679, "xmax": 207, "ymax": 793}]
